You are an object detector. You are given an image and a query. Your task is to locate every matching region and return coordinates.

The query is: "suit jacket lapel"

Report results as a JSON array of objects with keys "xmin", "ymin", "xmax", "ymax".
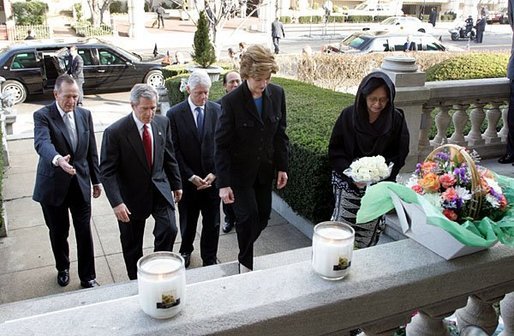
[
  {"xmin": 125, "ymin": 115, "xmax": 151, "ymax": 173},
  {"xmin": 50, "ymin": 103, "xmax": 75, "ymax": 152},
  {"xmin": 74, "ymin": 108, "xmax": 86, "ymax": 152},
  {"xmin": 181, "ymin": 101, "xmax": 202, "ymax": 142},
  {"xmin": 242, "ymin": 82, "xmax": 263, "ymax": 125}
]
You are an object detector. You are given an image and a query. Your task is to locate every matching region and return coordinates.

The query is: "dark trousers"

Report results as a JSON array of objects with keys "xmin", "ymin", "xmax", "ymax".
[
  {"xmin": 157, "ymin": 15, "xmax": 164, "ymax": 28},
  {"xmin": 41, "ymin": 177, "xmax": 95, "ymax": 282},
  {"xmin": 232, "ymin": 181, "xmax": 272, "ymax": 270},
  {"xmin": 223, "ymin": 202, "xmax": 236, "ymax": 224},
  {"xmin": 507, "ymin": 80, "xmax": 514, "ymax": 155},
  {"xmin": 119, "ymin": 192, "xmax": 177, "ymax": 280},
  {"xmin": 272, "ymin": 37, "xmax": 281, "ymax": 54},
  {"xmin": 476, "ymin": 31, "xmax": 484, "ymax": 43},
  {"xmin": 178, "ymin": 185, "xmax": 220, "ymax": 265}
]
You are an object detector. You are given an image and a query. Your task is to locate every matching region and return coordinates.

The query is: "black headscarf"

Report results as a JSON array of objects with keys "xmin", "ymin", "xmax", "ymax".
[{"xmin": 353, "ymin": 71, "xmax": 396, "ymax": 155}]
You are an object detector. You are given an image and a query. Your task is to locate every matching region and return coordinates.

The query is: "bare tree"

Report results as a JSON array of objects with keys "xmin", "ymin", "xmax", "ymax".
[{"xmin": 87, "ymin": 0, "xmax": 113, "ymax": 26}]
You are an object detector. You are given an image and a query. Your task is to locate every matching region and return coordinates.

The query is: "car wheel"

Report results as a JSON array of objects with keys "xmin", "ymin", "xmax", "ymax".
[
  {"xmin": 418, "ymin": 28, "xmax": 425, "ymax": 33},
  {"xmin": 144, "ymin": 70, "xmax": 164, "ymax": 88},
  {"xmin": 450, "ymin": 32, "xmax": 459, "ymax": 41},
  {"xmin": 2, "ymin": 80, "xmax": 27, "ymax": 105}
]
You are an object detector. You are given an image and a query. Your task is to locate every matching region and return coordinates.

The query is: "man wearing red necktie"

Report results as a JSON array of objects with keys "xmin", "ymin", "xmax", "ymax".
[{"xmin": 100, "ymin": 84, "xmax": 183, "ymax": 280}]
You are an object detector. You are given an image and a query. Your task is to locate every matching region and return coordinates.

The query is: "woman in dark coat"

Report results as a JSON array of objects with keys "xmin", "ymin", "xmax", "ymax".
[{"xmin": 328, "ymin": 71, "xmax": 410, "ymax": 248}]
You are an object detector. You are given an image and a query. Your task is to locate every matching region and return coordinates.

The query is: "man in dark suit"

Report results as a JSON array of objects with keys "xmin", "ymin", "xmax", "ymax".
[
  {"xmin": 33, "ymin": 74, "xmax": 101, "ymax": 289},
  {"xmin": 67, "ymin": 45, "xmax": 84, "ymax": 106},
  {"xmin": 271, "ymin": 17, "xmax": 285, "ymax": 54},
  {"xmin": 216, "ymin": 71, "xmax": 241, "ymax": 234},
  {"xmin": 100, "ymin": 84, "xmax": 182, "ymax": 280},
  {"xmin": 167, "ymin": 70, "xmax": 221, "ymax": 268},
  {"xmin": 215, "ymin": 45, "xmax": 289, "ymax": 273}
]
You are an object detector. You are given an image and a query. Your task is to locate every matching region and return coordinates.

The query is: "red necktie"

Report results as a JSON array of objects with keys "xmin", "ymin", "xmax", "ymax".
[{"xmin": 142, "ymin": 125, "xmax": 152, "ymax": 168}]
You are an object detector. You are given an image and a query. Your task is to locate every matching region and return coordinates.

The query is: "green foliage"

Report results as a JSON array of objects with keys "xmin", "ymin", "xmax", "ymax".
[
  {"xmin": 426, "ymin": 53, "xmax": 509, "ymax": 81},
  {"xmin": 74, "ymin": 3, "xmax": 83, "ymax": 21},
  {"xmin": 271, "ymin": 77, "xmax": 354, "ymax": 223},
  {"xmin": 73, "ymin": 23, "xmax": 112, "ymax": 37},
  {"xmin": 298, "ymin": 16, "xmax": 323, "ymax": 24},
  {"xmin": 165, "ymin": 74, "xmax": 189, "ymax": 105},
  {"xmin": 192, "ymin": 11, "xmax": 216, "ymax": 68},
  {"xmin": 12, "ymin": 1, "xmax": 48, "ymax": 25},
  {"xmin": 162, "ymin": 64, "xmax": 189, "ymax": 79},
  {"xmin": 110, "ymin": 1, "xmax": 128, "ymax": 13}
]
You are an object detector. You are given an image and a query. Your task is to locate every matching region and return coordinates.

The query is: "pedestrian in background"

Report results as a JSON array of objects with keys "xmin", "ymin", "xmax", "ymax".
[
  {"xmin": 215, "ymin": 45, "xmax": 289, "ymax": 273},
  {"xmin": 67, "ymin": 45, "xmax": 84, "ymax": 106},
  {"xmin": 499, "ymin": 0, "xmax": 514, "ymax": 164},
  {"xmin": 25, "ymin": 29, "xmax": 35, "ymax": 40},
  {"xmin": 33, "ymin": 74, "xmax": 102, "ymax": 289},
  {"xmin": 154, "ymin": 3, "xmax": 166, "ymax": 29},
  {"xmin": 167, "ymin": 70, "xmax": 221, "ymax": 268},
  {"xmin": 100, "ymin": 84, "xmax": 182, "ymax": 280},
  {"xmin": 216, "ymin": 71, "xmax": 242, "ymax": 234},
  {"xmin": 271, "ymin": 17, "xmax": 285, "ymax": 54},
  {"xmin": 428, "ymin": 7, "xmax": 438, "ymax": 27},
  {"xmin": 475, "ymin": 15, "xmax": 486, "ymax": 43}
]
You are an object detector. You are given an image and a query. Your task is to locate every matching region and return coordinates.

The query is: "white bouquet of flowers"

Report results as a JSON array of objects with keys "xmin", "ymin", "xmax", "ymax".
[{"xmin": 343, "ymin": 155, "xmax": 393, "ymax": 185}]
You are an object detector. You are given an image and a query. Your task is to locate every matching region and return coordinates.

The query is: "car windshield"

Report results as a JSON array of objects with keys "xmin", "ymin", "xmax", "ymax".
[
  {"xmin": 342, "ymin": 34, "xmax": 372, "ymax": 50},
  {"xmin": 381, "ymin": 17, "xmax": 396, "ymax": 24}
]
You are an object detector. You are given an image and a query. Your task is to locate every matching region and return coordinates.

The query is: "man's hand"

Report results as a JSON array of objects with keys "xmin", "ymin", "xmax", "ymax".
[
  {"xmin": 174, "ymin": 189, "xmax": 183, "ymax": 203},
  {"xmin": 92, "ymin": 184, "xmax": 102, "ymax": 198},
  {"xmin": 113, "ymin": 203, "xmax": 131, "ymax": 223},
  {"xmin": 203, "ymin": 173, "xmax": 216, "ymax": 186},
  {"xmin": 190, "ymin": 175, "xmax": 211, "ymax": 190},
  {"xmin": 58, "ymin": 155, "xmax": 76, "ymax": 176},
  {"xmin": 276, "ymin": 171, "xmax": 288, "ymax": 189},
  {"xmin": 219, "ymin": 187, "xmax": 235, "ymax": 204}
]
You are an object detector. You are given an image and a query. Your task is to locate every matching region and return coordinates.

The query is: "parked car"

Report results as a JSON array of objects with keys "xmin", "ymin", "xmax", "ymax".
[
  {"xmin": 342, "ymin": 1, "xmax": 403, "ymax": 18},
  {"xmin": 323, "ymin": 30, "xmax": 446, "ymax": 54},
  {"xmin": 363, "ymin": 16, "xmax": 434, "ymax": 34},
  {"xmin": 486, "ymin": 9, "xmax": 508, "ymax": 24},
  {"xmin": 0, "ymin": 38, "xmax": 164, "ymax": 104}
]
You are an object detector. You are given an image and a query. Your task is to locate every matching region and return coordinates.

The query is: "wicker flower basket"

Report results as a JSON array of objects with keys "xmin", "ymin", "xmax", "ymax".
[{"xmin": 425, "ymin": 144, "xmax": 483, "ymax": 220}]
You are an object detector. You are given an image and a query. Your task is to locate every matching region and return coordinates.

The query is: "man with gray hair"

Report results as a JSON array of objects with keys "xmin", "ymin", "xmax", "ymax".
[
  {"xmin": 100, "ymin": 83, "xmax": 183, "ymax": 280},
  {"xmin": 166, "ymin": 70, "xmax": 221, "ymax": 268}
]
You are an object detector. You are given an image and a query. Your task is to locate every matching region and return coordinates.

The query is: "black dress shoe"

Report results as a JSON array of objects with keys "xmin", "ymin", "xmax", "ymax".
[
  {"xmin": 222, "ymin": 220, "xmax": 234, "ymax": 233},
  {"xmin": 181, "ymin": 253, "xmax": 191, "ymax": 268},
  {"xmin": 498, "ymin": 153, "xmax": 514, "ymax": 164},
  {"xmin": 57, "ymin": 269, "xmax": 70, "ymax": 287},
  {"xmin": 80, "ymin": 279, "xmax": 100, "ymax": 288},
  {"xmin": 202, "ymin": 260, "xmax": 218, "ymax": 267}
]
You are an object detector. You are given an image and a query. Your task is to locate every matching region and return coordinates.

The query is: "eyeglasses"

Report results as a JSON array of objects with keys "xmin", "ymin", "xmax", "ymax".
[{"xmin": 366, "ymin": 96, "xmax": 389, "ymax": 105}]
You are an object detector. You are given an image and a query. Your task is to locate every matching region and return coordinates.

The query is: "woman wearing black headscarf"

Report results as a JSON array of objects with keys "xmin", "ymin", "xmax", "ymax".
[{"xmin": 328, "ymin": 72, "xmax": 410, "ymax": 248}]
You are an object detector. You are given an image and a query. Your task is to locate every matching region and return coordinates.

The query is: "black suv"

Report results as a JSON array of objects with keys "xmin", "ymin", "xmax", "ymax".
[{"xmin": 0, "ymin": 38, "xmax": 164, "ymax": 104}]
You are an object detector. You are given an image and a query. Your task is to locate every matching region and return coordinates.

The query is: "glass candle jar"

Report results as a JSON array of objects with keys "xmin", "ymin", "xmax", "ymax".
[
  {"xmin": 312, "ymin": 221, "xmax": 355, "ymax": 280},
  {"xmin": 137, "ymin": 252, "xmax": 186, "ymax": 319}
]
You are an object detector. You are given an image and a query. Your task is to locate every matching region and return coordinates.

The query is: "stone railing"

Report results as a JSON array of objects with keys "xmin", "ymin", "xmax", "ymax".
[
  {"xmin": 0, "ymin": 240, "xmax": 512, "ymax": 335},
  {"xmin": 380, "ymin": 56, "xmax": 510, "ymax": 172}
]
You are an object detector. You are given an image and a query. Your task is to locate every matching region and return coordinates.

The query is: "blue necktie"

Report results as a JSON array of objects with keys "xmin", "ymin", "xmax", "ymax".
[{"xmin": 196, "ymin": 107, "xmax": 204, "ymax": 138}]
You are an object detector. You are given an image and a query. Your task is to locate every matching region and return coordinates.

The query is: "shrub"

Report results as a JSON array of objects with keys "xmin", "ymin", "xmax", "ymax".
[
  {"xmin": 192, "ymin": 11, "xmax": 216, "ymax": 68},
  {"xmin": 162, "ymin": 64, "xmax": 189, "ymax": 79},
  {"xmin": 165, "ymin": 73, "xmax": 225, "ymax": 106},
  {"xmin": 110, "ymin": 1, "xmax": 128, "ymax": 13},
  {"xmin": 12, "ymin": 1, "xmax": 48, "ymax": 25},
  {"xmin": 426, "ymin": 52, "xmax": 509, "ymax": 81}
]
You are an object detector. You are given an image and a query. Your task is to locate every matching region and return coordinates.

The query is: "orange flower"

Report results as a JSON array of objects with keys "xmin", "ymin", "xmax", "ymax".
[
  {"xmin": 439, "ymin": 173, "xmax": 456, "ymax": 188},
  {"xmin": 420, "ymin": 161, "xmax": 437, "ymax": 174},
  {"xmin": 419, "ymin": 173, "xmax": 440, "ymax": 192}
]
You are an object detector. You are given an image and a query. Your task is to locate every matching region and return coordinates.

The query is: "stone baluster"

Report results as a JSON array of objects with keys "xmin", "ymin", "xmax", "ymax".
[
  {"xmin": 431, "ymin": 104, "xmax": 451, "ymax": 146},
  {"xmin": 499, "ymin": 292, "xmax": 514, "ymax": 336},
  {"xmin": 455, "ymin": 295, "xmax": 500, "ymax": 334},
  {"xmin": 361, "ymin": 314, "xmax": 413, "ymax": 336},
  {"xmin": 449, "ymin": 103, "xmax": 469, "ymax": 146},
  {"xmin": 418, "ymin": 104, "xmax": 434, "ymax": 157},
  {"xmin": 405, "ymin": 311, "xmax": 451, "ymax": 336},
  {"xmin": 498, "ymin": 102, "xmax": 509, "ymax": 142},
  {"xmin": 465, "ymin": 102, "xmax": 485, "ymax": 146},
  {"xmin": 484, "ymin": 101, "xmax": 504, "ymax": 144}
]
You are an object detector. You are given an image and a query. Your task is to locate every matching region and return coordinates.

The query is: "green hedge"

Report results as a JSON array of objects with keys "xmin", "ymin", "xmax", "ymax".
[{"xmin": 426, "ymin": 53, "xmax": 509, "ymax": 81}]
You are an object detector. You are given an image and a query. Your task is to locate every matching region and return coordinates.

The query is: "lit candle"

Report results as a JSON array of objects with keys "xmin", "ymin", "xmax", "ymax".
[
  {"xmin": 312, "ymin": 221, "xmax": 355, "ymax": 280},
  {"xmin": 137, "ymin": 252, "xmax": 186, "ymax": 319}
]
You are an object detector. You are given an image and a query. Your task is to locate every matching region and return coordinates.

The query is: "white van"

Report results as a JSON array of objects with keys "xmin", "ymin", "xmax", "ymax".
[{"xmin": 342, "ymin": 1, "xmax": 404, "ymax": 18}]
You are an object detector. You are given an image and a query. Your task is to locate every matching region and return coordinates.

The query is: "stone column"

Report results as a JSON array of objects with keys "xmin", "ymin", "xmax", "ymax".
[
  {"xmin": 127, "ymin": 0, "xmax": 146, "ymax": 38},
  {"xmin": 379, "ymin": 56, "xmax": 428, "ymax": 172},
  {"xmin": 455, "ymin": 295, "xmax": 500, "ymax": 334},
  {"xmin": 500, "ymin": 292, "xmax": 514, "ymax": 336}
]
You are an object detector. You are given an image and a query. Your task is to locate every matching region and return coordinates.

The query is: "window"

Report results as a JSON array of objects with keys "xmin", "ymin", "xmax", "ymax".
[
  {"xmin": 98, "ymin": 49, "xmax": 125, "ymax": 65},
  {"xmin": 11, "ymin": 52, "xmax": 38, "ymax": 69},
  {"xmin": 78, "ymin": 49, "xmax": 94, "ymax": 66}
]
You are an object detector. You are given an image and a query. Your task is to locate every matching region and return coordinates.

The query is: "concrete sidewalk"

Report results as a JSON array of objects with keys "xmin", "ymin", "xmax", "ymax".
[{"xmin": 0, "ymin": 132, "xmax": 311, "ymax": 304}]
